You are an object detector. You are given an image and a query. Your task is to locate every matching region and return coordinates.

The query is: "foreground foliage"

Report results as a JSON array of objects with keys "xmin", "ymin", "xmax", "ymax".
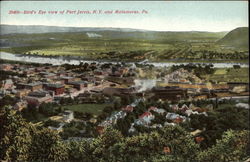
[{"xmin": 0, "ymin": 108, "xmax": 249, "ymax": 162}]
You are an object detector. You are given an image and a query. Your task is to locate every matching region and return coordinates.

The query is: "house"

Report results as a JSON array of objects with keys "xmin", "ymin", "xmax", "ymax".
[
  {"xmin": 128, "ymin": 123, "xmax": 136, "ymax": 133},
  {"xmin": 181, "ymin": 104, "xmax": 189, "ymax": 111},
  {"xmin": 173, "ymin": 117, "xmax": 184, "ymax": 123},
  {"xmin": 148, "ymin": 106, "xmax": 157, "ymax": 111},
  {"xmin": 63, "ymin": 110, "xmax": 74, "ymax": 122},
  {"xmin": 138, "ymin": 111, "xmax": 155, "ymax": 125},
  {"xmin": 1, "ymin": 79, "xmax": 14, "ymax": 90},
  {"xmin": 235, "ymin": 103, "xmax": 249, "ymax": 109},
  {"xmin": 99, "ymin": 111, "xmax": 127, "ymax": 129},
  {"xmin": 163, "ymin": 147, "xmax": 171, "ymax": 154},
  {"xmin": 165, "ymin": 113, "xmax": 187, "ymax": 122},
  {"xmin": 195, "ymin": 136, "xmax": 205, "ymax": 143},
  {"xmin": 148, "ymin": 106, "xmax": 166, "ymax": 114},
  {"xmin": 96, "ymin": 125, "xmax": 105, "ymax": 134},
  {"xmin": 13, "ymin": 100, "xmax": 28, "ymax": 111},
  {"xmin": 0, "ymin": 64, "xmax": 13, "ymax": 71},
  {"xmin": 46, "ymin": 84, "xmax": 65, "ymax": 95},
  {"xmin": 185, "ymin": 109, "xmax": 208, "ymax": 117},
  {"xmin": 15, "ymin": 89, "xmax": 31, "ymax": 98},
  {"xmin": 171, "ymin": 104, "xmax": 179, "ymax": 111}
]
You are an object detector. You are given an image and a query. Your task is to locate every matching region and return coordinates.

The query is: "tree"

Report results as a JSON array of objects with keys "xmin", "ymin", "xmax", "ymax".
[
  {"xmin": 66, "ymin": 140, "xmax": 92, "ymax": 162},
  {"xmin": 39, "ymin": 102, "xmax": 56, "ymax": 116},
  {"xmin": 0, "ymin": 108, "xmax": 33, "ymax": 161},
  {"xmin": 0, "ymin": 108, "xmax": 68, "ymax": 161},
  {"xmin": 197, "ymin": 130, "xmax": 249, "ymax": 162},
  {"xmin": 29, "ymin": 128, "xmax": 68, "ymax": 161},
  {"xmin": 91, "ymin": 127, "xmax": 123, "ymax": 161},
  {"xmin": 110, "ymin": 126, "xmax": 200, "ymax": 161},
  {"xmin": 0, "ymin": 95, "xmax": 16, "ymax": 108},
  {"xmin": 233, "ymin": 65, "xmax": 241, "ymax": 69}
]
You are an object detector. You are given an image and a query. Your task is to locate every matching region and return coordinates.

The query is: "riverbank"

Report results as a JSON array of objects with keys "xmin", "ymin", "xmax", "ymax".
[{"xmin": 0, "ymin": 51, "xmax": 249, "ymax": 68}]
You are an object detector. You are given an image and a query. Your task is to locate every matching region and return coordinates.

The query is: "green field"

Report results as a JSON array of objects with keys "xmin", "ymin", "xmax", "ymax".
[
  {"xmin": 63, "ymin": 103, "xmax": 113, "ymax": 115},
  {"xmin": 0, "ymin": 31, "xmax": 248, "ymax": 63},
  {"xmin": 203, "ymin": 67, "xmax": 249, "ymax": 83}
]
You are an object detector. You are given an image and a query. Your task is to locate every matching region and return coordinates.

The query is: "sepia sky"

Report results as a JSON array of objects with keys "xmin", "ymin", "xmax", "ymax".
[{"xmin": 0, "ymin": 1, "xmax": 248, "ymax": 32}]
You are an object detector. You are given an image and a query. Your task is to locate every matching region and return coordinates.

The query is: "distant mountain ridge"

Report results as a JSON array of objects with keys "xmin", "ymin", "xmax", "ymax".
[
  {"xmin": 0, "ymin": 24, "xmax": 149, "ymax": 35},
  {"xmin": 0, "ymin": 24, "xmax": 228, "ymax": 43},
  {"xmin": 217, "ymin": 27, "xmax": 249, "ymax": 49}
]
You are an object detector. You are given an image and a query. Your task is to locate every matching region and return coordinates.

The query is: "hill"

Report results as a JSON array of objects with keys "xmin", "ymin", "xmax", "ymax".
[
  {"xmin": 3, "ymin": 25, "xmax": 247, "ymax": 63},
  {"xmin": 217, "ymin": 27, "xmax": 249, "ymax": 49},
  {"xmin": 0, "ymin": 24, "xmax": 148, "ymax": 35},
  {"xmin": 0, "ymin": 24, "xmax": 226, "ymax": 42}
]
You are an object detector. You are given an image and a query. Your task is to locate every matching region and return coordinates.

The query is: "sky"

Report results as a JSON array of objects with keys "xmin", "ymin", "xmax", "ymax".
[{"xmin": 0, "ymin": 1, "xmax": 248, "ymax": 32}]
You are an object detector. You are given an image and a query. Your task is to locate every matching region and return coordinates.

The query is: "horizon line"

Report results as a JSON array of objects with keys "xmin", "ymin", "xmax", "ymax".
[{"xmin": 0, "ymin": 23, "xmax": 241, "ymax": 33}]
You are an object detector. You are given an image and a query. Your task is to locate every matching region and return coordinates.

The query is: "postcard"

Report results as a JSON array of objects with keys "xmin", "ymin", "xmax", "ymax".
[{"xmin": 0, "ymin": 1, "xmax": 249, "ymax": 162}]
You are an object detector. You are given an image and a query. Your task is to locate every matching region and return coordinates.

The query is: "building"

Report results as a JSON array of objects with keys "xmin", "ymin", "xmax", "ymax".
[
  {"xmin": 61, "ymin": 76, "xmax": 75, "ymax": 84},
  {"xmin": 1, "ymin": 79, "xmax": 14, "ymax": 90},
  {"xmin": 138, "ymin": 111, "xmax": 155, "ymax": 125},
  {"xmin": 0, "ymin": 64, "xmax": 13, "ymax": 71},
  {"xmin": 148, "ymin": 106, "xmax": 166, "ymax": 114},
  {"xmin": 165, "ymin": 113, "xmax": 187, "ymax": 123},
  {"xmin": 63, "ymin": 110, "xmax": 74, "ymax": 122},
  {"xmin": 46, "ymin": 84, "xmax": 65, "ymax": 95},
  {"xmin": 15, "ymin": 89, "xmax": 31, "ymax": 98},
  {"xmin": 24, "ymin": 91, "xmax": 53, "ymax": 106},
  {"xmin": 13, "ymin": 100, "xmax": 28, "ymax": 111},
  {"xmin": 122, "ymin": 105, "xmax": 134, "ymax": 112},
  {"xmin": 68, "ymin": 81, "xmax": 88, "ymax": 90},
  {"xmin": 151, "ymin": 86, "xmax": 187, "ymax": 101},
  {"xmin": 16, "ymin": 82, "xmax": 43, "ymax": 91},
  {"xmin": 227, "ymin": 82, "xmax": 249, "ymax": 92}
]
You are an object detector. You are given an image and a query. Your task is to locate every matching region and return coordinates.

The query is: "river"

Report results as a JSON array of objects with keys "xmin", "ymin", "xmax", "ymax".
[{"xmin": 0, "ymin": 51, "xmax": 248, "ymax": 68}]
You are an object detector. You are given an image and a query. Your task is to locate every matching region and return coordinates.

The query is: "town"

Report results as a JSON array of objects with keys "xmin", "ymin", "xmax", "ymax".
[
  {"xmin": 0, "ymin": 60, "xmax": 249, "ymax": 141},
  {"xmin": 0, "ymin": 1, "xmax": 249, "ymax": 161}
]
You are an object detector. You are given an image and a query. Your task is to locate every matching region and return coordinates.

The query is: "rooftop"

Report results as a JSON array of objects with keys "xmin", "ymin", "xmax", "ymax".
[{"xmin": 47, "ymin": 84, "xmax": 64, "ymax": 88}]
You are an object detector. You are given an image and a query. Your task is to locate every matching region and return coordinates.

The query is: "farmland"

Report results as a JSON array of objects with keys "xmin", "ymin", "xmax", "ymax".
[
  {"xmin": 202, "ymin": 67, "xmax": 249, "ymax": 83},
  {"xmin": 0, "ymin": 27, "xmax": 248, "ymax": 63}
]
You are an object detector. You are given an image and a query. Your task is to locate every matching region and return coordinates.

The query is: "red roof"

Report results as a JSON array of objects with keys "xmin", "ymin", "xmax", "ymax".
[
  {"xmin": 148, "ymin": 106, "xmax": 157, "ymax": 111},
  {"xmin": 139, "ymin": 111, "xmax": 152, "ymax": 119}
]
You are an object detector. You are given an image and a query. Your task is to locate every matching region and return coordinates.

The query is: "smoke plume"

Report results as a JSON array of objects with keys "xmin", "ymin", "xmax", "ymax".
[{"xmin": 134, "ymin": 79, "xmax": 156, "ymax": 92}]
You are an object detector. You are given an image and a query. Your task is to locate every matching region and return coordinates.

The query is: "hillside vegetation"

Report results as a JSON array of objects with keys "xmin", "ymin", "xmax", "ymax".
[
  {"xmin": 217, "ymin": 27, "xmax": 249, "ymax": 50},
  {"xmin": 0, "ymin": 25, "xmax": 248, "ymax": 63}
]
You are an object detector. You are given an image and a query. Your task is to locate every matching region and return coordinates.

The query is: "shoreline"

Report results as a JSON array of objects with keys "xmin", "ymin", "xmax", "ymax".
[{"xmin": 0, "ymin": 51, "xmax": 249, "ymax": 68}]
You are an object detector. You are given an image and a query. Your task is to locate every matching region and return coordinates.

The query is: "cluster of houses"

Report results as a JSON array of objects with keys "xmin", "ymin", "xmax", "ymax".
[
  {"xmin": 1, "ymin": 62, "xmax": 249, "ymax": 139},
  {"xmin": 96, "ymin": 101, "xmax": 212, "ymax": 134},
  {"xmin": 96, "ymin": 100, "xmax": 142, "ymax": 134},
  {"xmin": 128, "ymin": 103, "xmax": 213, "ymax": 133},
  {"xmin": 0, "ymin": 63, "xmax": 139, "ymax": 111},
  {"xmin": 164, "ymin": 68, "xmax": 202, "ymax": 84}
]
